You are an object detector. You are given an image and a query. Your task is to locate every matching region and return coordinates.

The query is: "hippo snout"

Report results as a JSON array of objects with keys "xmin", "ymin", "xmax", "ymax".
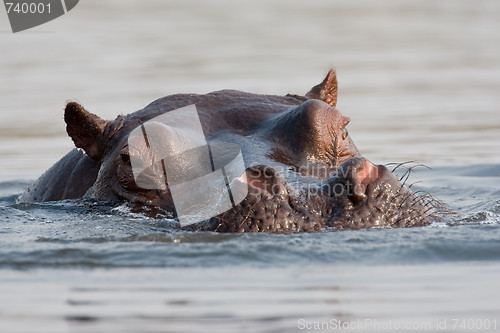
[{"xmin": 321, "ymin": 157, "xmax": 433, "ymax": 230}]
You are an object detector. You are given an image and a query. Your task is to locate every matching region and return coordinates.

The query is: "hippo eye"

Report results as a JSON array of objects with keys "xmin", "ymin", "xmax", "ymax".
[{"xmin": 342, "ymin": 128, "xmax": 349, "ymax": 140}]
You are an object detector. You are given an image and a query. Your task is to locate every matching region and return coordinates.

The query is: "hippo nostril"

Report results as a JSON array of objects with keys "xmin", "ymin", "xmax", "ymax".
[
  {"xmin": 349, "ymin": 160, "xmax": 382, "ymax": 203},
  {"xmin": 244, "ymin": 165, "xmax": 289, "ymax": 198},
  {"xmin": 350, "ymin": 183, "xmax": 367, "ymax": 204},
  {"xmin": 356, "ymin": 160, "xmax": 381, "ymax": 186},
  {"xmin": 349, "ymin": 161, "xmax": 382, "ymax": 203}
]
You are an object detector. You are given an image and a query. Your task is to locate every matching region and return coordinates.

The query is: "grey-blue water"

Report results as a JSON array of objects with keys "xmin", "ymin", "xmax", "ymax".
[
  {"xmin": 1, "ymin": 0, "xmax": 500, "ymax": 332},
  {"xmin": 1, "ymin": 164, "xmax": 499, "ymax": 332},
  {"xmin": 1, "ymin": 164, "xmax": 500, "ymax": 270}
]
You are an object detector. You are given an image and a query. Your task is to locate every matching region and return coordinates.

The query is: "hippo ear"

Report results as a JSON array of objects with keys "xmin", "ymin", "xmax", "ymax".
[
  {"xmin": 64, "ymin": 102, "xmax": 109, "ymax": 160},
  {"xmin": 305, "ymin": 69, "xmax": 338, "ymax": 108}
]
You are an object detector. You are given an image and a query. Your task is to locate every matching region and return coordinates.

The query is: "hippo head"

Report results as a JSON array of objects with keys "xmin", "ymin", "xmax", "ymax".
[{"xmin": 63, "ymin": 70, "xmax": 437, "ymax": 232}]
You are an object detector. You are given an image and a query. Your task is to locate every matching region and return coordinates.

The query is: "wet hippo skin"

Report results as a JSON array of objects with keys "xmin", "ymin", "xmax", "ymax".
[{"xmin": 18, "ymin": 70, "xmax": 438, "ymax": 232}]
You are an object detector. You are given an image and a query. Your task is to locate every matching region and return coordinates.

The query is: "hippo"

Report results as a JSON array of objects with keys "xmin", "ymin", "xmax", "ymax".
[{"xmin": 18, "ymin": 70, "xmax": 438, "ymax": 232}]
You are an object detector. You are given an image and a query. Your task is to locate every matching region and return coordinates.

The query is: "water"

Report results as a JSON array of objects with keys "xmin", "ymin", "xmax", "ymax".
[{"xmin": 1, "ymin": 0, "xmax": 500, "ymax": 332}]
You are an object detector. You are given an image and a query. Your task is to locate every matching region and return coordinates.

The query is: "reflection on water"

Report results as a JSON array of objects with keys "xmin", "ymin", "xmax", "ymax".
[
  {"xmin": 1, "ymin": 265, "xmax": 499, "ymax": 333},
  {"xmin": 1, "ymin": 164, "xmax": 500, "ymax": 331}
]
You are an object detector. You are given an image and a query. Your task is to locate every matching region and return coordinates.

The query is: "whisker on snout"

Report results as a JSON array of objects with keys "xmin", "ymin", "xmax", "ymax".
[
  {"xmin": 408, "ymin": 181, "xmax": 423, "ymax": 189},
  {"xmin": 387, "ymin": 161, "xmax": 416, "ymax": 173},
  {"xmin": 383, "ymin": 161, "xmax": 450, "ymax": 223}
]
